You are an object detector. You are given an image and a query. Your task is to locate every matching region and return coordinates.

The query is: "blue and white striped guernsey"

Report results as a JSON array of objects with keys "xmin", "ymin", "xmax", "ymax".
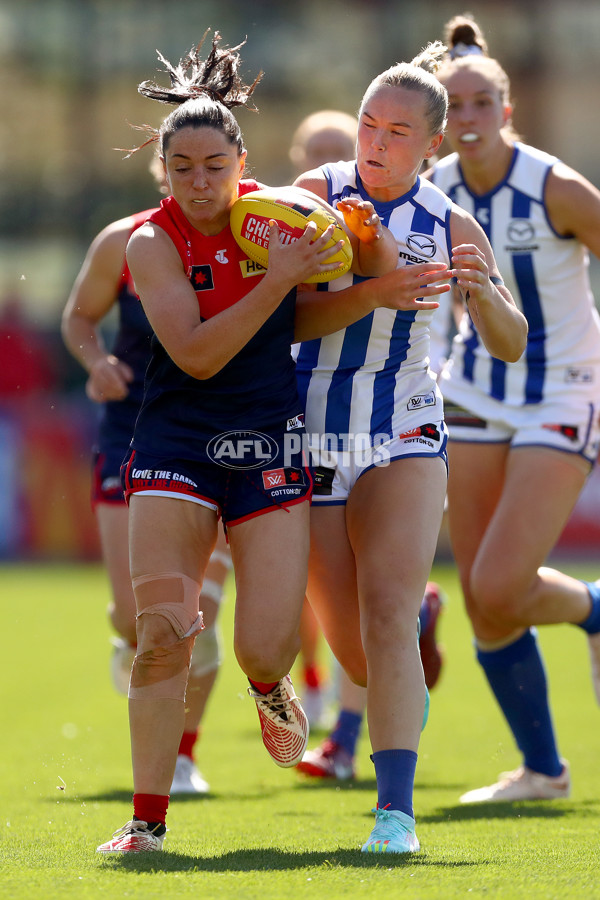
[
  {"xmin": 295, "ymin": 160, "xmax": 453, "ymax": 450},
  {"xmin": 431, "ymin": 142, "xmax": 600, "ymax": 411}
]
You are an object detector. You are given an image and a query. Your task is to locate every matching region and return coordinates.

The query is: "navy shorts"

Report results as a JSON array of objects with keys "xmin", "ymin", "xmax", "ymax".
[
  {"xmin": 91, "ymin": 450, "xmax": 127, "ymax": 508},
  {"xmin": 121, "ymin": 439, "xmax": 312, "ymax": 527}
]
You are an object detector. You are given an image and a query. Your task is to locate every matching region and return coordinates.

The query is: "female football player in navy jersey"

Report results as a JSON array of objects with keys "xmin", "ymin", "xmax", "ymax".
[
  {"xmin": 62, "ymin": 158, "xmax": 233, "ymax": 798},
  {"xmin": 423, "ymin": 14, "xmax": 600, "ymax": 805},
  {"xmin": 293, "ymin": 42, "xmax": 527, "ymax": 853},
  {"xmin": 95, "ymin": 31, "xmax": 409, "ymax": 854}
]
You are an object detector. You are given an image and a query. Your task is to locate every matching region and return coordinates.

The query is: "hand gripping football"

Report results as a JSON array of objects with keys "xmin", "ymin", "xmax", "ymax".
[{"xmin": 230, "ymin": 186, "xmax": 353, "ymax": 283}]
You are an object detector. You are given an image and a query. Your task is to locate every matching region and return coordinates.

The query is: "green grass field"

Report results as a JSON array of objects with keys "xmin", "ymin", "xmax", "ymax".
[{"xmin": 1, "ymin": 560, "xmax": 600, "ymax": 899}]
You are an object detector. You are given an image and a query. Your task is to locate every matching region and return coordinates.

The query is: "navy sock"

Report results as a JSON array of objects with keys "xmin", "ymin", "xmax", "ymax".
[
  {"xmin": 578, "ymin": 582, "xmax": 600, "ymax": 634},
  {"xmin": 330, "ymin": 709, "xmax": 363, "ymax": 757},
  {"xmin": 371, "ymin": 748, "xmax": 418, "ymax": 818},
  {"xmin": 476, "ymin": 629, "xmax": 562, "ymax": 777}
]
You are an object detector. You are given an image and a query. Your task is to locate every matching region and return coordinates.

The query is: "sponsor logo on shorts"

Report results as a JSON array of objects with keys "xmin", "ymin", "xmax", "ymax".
[
  {"xmin": 190, "ymin": 265, "xmax": 214, "ymax": 291},
  {"xmin": 262, "ymin": 467, "xmax": 305, "ymax": 490},
  {"xmin": 130, "ymin": 469, "xmax": 198, "ymax": 491},
  {"xmin": 286, "ymin": 414, "xmax": 305, "ymax": 431},
  {"xmin": 313, "ymin": 465, "xmax": 335, "ymax": 496},
  {"xmin": 407, "ymin": 391, "xmax": 436, "ymax": 411},
  {"xmin": 268, "ymin": 487, "xmax": 304, "ymax": 498},
  {"xmin": 542, "ymin": 423, "xmax": 579, "ymax": 442},
  {"xmin": 398, "ymin": 423, "xmax": 441, "ymax": 446},
  {"xmin": 207, "ymin": 430, "xmax": 279, "ymax": 469},
  {"xmin": 565, "ymin": 367, "xmax": 593, "ymax": 384},
  {"xmin": 240, "ymin": 258, "xmax": 267, "ymax": 277}
]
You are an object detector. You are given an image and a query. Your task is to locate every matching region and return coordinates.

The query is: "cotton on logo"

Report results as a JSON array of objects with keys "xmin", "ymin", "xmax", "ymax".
[{"xmin": 207, "ymin": 431, "xmax": 279, "ymax": 469}]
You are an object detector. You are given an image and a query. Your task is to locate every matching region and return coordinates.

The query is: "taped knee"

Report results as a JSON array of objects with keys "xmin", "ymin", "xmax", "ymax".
[
  {"xmin": 189, "ymin": 623, "xmax": 223, "ymax": 678},
  {"xmin": 129, "ymin": 572, "xmax": 204, "ymax": 701},
  {"xmin": 129, "ymin": 635, "xmax": 195, "ymax": 701},
  {"xmin": 133, "ymin": 572, "xmax": 204, "ymax": 639}
]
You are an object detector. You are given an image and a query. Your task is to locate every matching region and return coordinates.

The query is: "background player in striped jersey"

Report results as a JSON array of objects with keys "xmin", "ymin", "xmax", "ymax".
[
  {"xmin": 425, "ymin": 14, "xmax": 600, "ymax": 804},
  {"xmin": 62, "ymin": 156, "xmax": 232, "ymax": 796},
  {"xmin": 293, "ymin": 43, "xmax": 526, "ymax": 853}
]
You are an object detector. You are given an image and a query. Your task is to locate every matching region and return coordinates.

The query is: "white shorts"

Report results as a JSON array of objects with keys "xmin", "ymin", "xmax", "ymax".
[
  {"xmin": 445, "ymin": 397, "xmax": 600, "ymax": 464},
  {"xmin": 309, "ymin": 419, "xmax": 448, "ymax": 505}
]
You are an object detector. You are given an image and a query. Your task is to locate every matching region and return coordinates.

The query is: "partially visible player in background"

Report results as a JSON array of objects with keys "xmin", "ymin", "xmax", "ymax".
[
  {"xmin": 288, "ymin": 109, "xmax": 359, "ymax": 175},
  {"xmin": 426, "ymin": 13, "xmax": 600, "ymax": 804},
  {"xmin": 291, "ymin": 111, "xmax": 447, "ymax": 781},
  {"xmin": 61, "ymin": 155, "xmax": 231, "ymax": 796}
]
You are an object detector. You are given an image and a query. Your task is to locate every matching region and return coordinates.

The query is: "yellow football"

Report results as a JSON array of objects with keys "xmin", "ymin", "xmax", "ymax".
[{"xmin": 229, "ymin": 186, "xmax": 353, "ymax": 283}]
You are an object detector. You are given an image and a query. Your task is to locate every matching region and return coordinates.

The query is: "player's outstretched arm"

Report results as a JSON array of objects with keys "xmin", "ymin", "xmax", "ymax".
[{"xmin": 295, "ymin": 261, "xmax": 452, "ymax": 342}]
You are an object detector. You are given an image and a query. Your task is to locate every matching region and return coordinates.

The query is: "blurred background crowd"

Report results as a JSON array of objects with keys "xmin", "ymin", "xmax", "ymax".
[{"xmin": 2, "ymin": 0, "xmax": 600, "ymax": 560}]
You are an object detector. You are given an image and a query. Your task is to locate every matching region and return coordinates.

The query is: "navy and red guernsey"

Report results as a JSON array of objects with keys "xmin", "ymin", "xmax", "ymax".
[
  {"xmin": 96, "ymin": 208, "xmax": 157, "ymax": 460},
  {"xmin": 130, "ymin": 181, "xmax": 302, "ymax": 461}
]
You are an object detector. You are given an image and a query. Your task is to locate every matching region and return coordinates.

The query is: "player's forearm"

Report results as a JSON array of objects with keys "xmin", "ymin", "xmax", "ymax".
[
  {"xmin": 61, "ymin": 311, "xmax": 108, "ymax": 373},
  {"xmin": 469, "ymin": 287, "xmax": 528, "ymax": 363},
  {"xmin": 354, "ymin": 228, "xmax": 398, "ymax": 277},
  {"xmin": 294, "ymin": 281, "xmax": 376, "ymax": 343},
  {"xmin": 170, "ymin": 273, "xmax": 296, "ymax": 380}
]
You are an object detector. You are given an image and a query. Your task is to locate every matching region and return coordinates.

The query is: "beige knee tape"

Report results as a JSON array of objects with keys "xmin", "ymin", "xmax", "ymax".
[
  {"xmin": 129, "ymin": 572, "xmax": 204, "ymax": 701},
  {"xmin": 129, "ymin": 635, "xmax": 196, "ymax": 701},
  {"xmin": 189, "ymin": 623, "xmax": 223, "ymax": 678},
  {"xmin": 133, "ymin": 572, "xmax": 204, "ymax": 638}
]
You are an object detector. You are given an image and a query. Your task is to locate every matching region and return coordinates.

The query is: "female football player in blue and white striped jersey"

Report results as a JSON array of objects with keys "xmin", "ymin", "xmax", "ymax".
[
  {"xmin": 426, "ymin": 13, "xmax": 600, "ymax": 804},
  {"xmin": 294, "ymin": 41, "xmax": 527, "ymax": 853}
]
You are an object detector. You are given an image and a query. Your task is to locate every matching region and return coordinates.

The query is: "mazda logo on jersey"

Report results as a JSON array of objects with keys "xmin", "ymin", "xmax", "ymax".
[
  {"xmin": 406, "ymin": 233, "xmax": 437, "ymax": 259},
  {"xmin": 207, "ymin": 430, "xmax": 279, "ymax": 469},
  {"xmin": 507, "ymin": 220, "xmax": 535, "ymax": 243},
  {"xmin": 190, "ymin": 265, "xmax": 214, "ymax": 291}
]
